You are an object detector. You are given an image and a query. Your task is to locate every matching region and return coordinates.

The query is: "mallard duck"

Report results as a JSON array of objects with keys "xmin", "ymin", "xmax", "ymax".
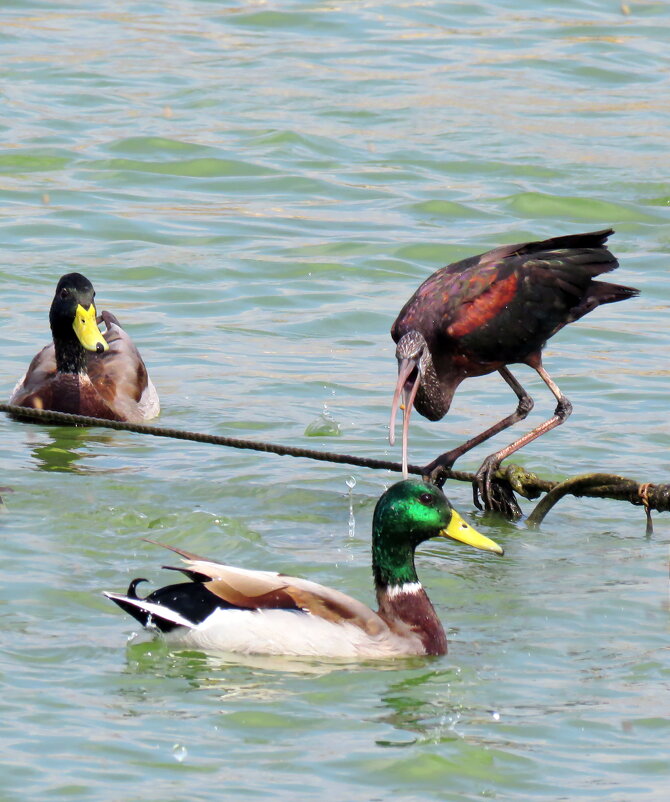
[
  {"xmin": 390, "ymin": 229, "xmax": 637, "ymax": 513},
  {"xmin": 104, "ymin": 479, "xmax": 503, "ymax": 658},
  {"xmin": 9, "ymin": 272, "xmax": 159, "ymax": 422}
]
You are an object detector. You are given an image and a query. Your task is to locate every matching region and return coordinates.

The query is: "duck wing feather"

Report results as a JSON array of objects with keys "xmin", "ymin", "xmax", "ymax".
[
  {"xmin": 86, "ymin": 311, "xmax": 159, "ymax": 421},
  {"xmin": 146, "ymin": 539, "xmax": 386, "ymax": 636},
  {"xmin": 8, "ymin": 344, "xmax": 57, "ymax": 405}
]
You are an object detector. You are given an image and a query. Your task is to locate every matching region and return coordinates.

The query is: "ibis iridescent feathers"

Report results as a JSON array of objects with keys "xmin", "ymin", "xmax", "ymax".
[{"xmin": 390, "ymin": 229, "xmax": 638, "ymax": 516}]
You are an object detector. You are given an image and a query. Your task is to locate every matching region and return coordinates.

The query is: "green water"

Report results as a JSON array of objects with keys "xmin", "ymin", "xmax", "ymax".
[{"xmin": 1, "ymin": 1, "xmax": 669, "ymax": 799}]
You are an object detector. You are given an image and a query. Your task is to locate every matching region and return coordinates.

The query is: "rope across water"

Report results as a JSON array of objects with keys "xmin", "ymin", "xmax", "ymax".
[
  {"xmin": 0, "ymin": 402, "xmax": 432, "ymax": 474},
  {"xmin": 2, "ymin": 403, "xmax": 668, "ymax": 527}
]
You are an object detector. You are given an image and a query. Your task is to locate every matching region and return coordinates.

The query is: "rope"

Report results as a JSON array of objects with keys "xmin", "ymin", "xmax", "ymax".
[
  {"xmin": 0, "ymin": 402, "xmax": 435, "ymax": 476},
  {"xmin": 2, "ymin": 403, "xmax": 669, "ymax": 526}
]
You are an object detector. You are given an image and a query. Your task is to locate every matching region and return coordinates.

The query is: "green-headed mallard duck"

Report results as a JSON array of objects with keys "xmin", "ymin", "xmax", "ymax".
[
  {"xmin": 9, "ymin": 272, "xmax": 159, "ymax": 422},
  {"xmin": 104, "ymin": 479, "xmax": 503, "ymax": 658}
]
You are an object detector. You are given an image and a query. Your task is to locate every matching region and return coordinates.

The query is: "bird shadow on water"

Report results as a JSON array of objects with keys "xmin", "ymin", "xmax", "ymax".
[{"xmin": 25, "ymin": 425, "xmax": 140, "ymax": 474}]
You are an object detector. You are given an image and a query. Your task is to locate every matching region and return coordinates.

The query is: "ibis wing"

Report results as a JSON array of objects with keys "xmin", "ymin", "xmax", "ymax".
[
  {"xmin": 393, "ymin": 229, "xmax": 622, "ymax": 344},
  {"xmin": 392, "ymin": 249, "xmax": 518, "ymax": 342}
]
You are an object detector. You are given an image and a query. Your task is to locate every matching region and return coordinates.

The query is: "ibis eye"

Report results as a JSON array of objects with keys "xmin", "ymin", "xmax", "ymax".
[{"xmin": 419, "ymin": 492, "xmax": 434, "ymax": 506}]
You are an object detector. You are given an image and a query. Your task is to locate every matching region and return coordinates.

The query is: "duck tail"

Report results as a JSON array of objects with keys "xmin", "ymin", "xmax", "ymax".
[{"xmin": 103, "ymin": 580, "xmax": 196, "ymax": 633}]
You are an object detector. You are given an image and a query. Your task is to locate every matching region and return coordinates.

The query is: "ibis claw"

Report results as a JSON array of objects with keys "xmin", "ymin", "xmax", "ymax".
[
  {"xmin": 422, "ymin": 452, "xmax": 459, "ymax": 489},
  {"xmin": 474, "ymin": 458, "xmax": 523, "ymax": 520}
]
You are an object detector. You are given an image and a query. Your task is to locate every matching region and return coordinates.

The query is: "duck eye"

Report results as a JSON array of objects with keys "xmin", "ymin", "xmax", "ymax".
[
  {"xmin": 60, "ymin": 288, "xmax": 70, "ymax": 299},
  {"xmin": 419, "ymin": 493, "xmax": 434, "ymax": 506}
]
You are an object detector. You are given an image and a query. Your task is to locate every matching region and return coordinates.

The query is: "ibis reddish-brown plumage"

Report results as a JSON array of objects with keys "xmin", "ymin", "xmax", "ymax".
[{"xmin": 390, "ymin": 229, "xmax": 638, "ymax": 516}]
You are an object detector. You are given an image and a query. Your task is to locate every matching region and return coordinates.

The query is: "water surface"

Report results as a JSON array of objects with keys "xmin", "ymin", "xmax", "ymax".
[{"xmin": 1, "ymin": 2, "xmax": 669, "ymax": 800}]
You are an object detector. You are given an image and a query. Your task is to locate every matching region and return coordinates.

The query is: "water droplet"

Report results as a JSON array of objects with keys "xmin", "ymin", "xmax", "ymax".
[
  {"xmin": 126, "ymin": 631, "xmax": 139, "ymax": 644},
  {"xmin": 173, "ymin": 744, "xmax": 187, "ymax": 762},
  {"xmin": 491, "ymin": 711, "xmax": 500, "ymax": 721},
  {"xmin": 346, "ymin": 477, "xmax": 356, "ymax": 538},
  {"xmin": 304, "ymin": 410, "xmax": 341, "ymax": 437}
]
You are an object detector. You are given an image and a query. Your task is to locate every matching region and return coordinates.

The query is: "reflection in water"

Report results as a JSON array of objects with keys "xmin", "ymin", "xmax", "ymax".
[
  {"xmin": 0, "ymin": 486, "xmax": 11, "ymax": 512},
  {"xmin": 376, "ymin": 667, "xmax": 467, "ymax": 746},
  {"xmin": 126, "ymin": 638, "xmax": 358, "ymax": 681},
  {"xmin": 27, "ymin": 426, "xmax": 135, "ymax": 474},
  {"xmin": 115, "ymin": 640, "xmax": 337, "ymax": 707},
  {"xmin": 119, "ymin": 638, "xmax": 414, "ymax": 701},
  {"xmin": 114, "ymin": 642, "xmax": 471, "ymax": 750}
]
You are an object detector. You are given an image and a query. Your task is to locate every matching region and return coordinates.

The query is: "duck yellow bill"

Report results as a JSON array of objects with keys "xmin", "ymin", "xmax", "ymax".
[
  {"xmin": 440, "ymin": 509, "xmax": 504, "ymax": 555},
  {"xmin": 73, "ymin": 303, "xmax": 109, "ymax": 353}
]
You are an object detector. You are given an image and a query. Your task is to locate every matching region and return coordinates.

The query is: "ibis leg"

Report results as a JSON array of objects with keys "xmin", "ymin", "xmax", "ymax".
[
  {"xmin": 424, "ymin": 367, "xmax": 534, "ymax": 488},
  {"xmin": 474, "ymin": 365, "xmax": 572, "ymax": 515}
]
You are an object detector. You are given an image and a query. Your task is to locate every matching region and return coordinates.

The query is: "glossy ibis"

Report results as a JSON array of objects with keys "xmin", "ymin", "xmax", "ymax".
[{"xmin": 389, "ymin": 229, "xmax": 637, "ymax": 517}]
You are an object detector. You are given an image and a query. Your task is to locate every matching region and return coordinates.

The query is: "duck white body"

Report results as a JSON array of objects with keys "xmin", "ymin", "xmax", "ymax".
[{"xmin": 160, "ymin": 607, "xmax": 424, "ymax": 659}]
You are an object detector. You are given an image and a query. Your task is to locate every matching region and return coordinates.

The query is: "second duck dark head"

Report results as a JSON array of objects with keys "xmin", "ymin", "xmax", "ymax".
[{"xmin": 49, "ymin": 272, "xmax": 109, "ymax": 371}]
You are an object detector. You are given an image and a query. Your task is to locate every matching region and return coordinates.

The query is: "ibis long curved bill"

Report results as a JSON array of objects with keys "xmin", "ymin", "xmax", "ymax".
[{"xmin": 389, "ymin": 357, "xmax": 421, "ymax": 478}]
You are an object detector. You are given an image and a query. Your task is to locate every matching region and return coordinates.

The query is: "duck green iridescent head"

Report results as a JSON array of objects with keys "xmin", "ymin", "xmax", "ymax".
[
  {"xmin": 373, "ymin": 479, "xmax": 503, "ymax": 553},
  {"xmin": 371, "ymin": 479, "xmax": 503, "ymax": 588}
]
